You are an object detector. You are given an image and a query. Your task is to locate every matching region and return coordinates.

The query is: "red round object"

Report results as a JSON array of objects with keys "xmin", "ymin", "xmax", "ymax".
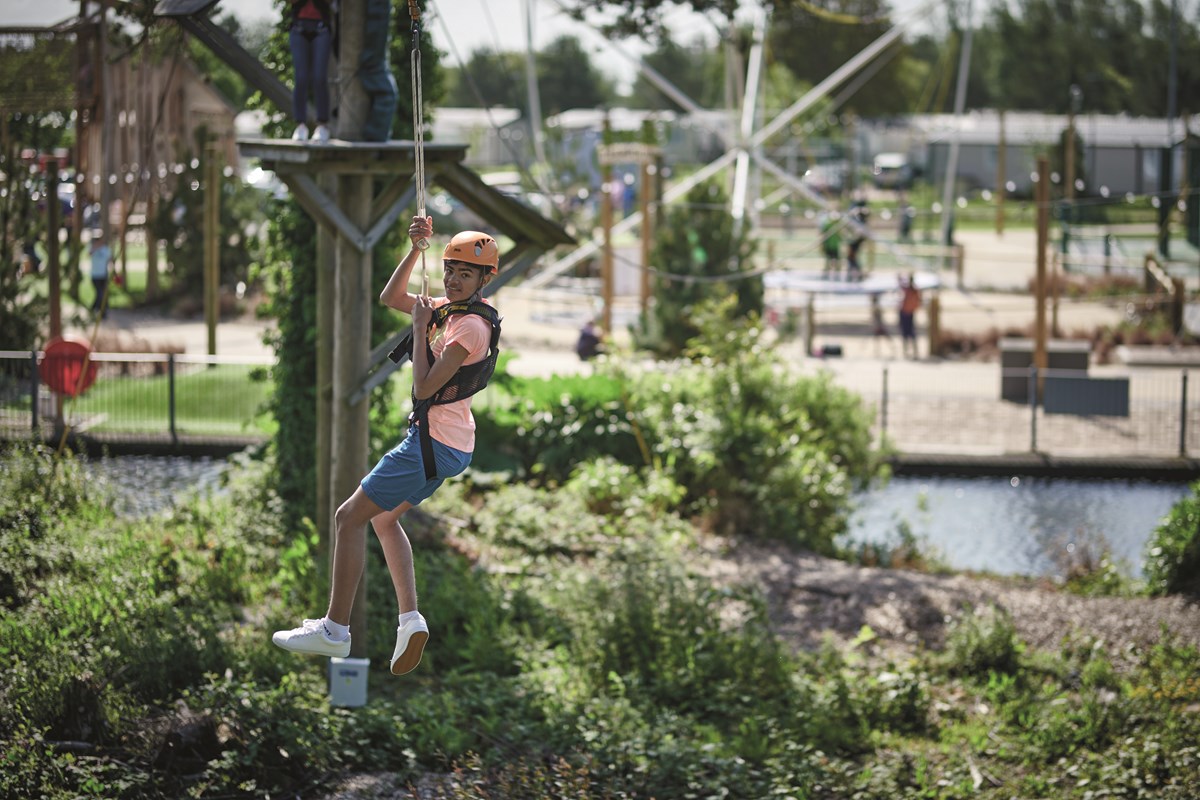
[{"xmin": 40, "ymin": 336, "xmax": 98, "ymax": 397}]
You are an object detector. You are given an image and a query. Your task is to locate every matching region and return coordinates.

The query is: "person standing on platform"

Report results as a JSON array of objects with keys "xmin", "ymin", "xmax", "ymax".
[
  {"xmin": 846, "ymin": 198, "xmax": 870, "ymax": 281},
  {"xmin": 288, "ymin": 0, "xmax": 334, "ymax": 142}
]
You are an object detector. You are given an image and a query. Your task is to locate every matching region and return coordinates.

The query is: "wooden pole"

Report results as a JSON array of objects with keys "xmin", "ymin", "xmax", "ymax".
[
  {"xmin": 317, "ymin": 175, "xmax": 335, "ymax": 561},
  {"xmin": 805, "ymin": 294, "xmax": 816, "ymax": 357},
  {"xmin": 927, "ymin": 292, "xmax": 940, "ymax": 358},
  {"xmin": 995, "ymin": 108, "xmax": 1006, "ymax": 236},
  {"xmin": 332, "ymin": 0, "xmax": 371, "ymax": 659},
  {"xmin": 204, "ymin": 140, "xmax": 220, "ymax": 355},
  {"xmin": 1034, "ymin": 156, "xmax": 1049, "ymax": 385},
  {"xmin": 146, "ymin": 191, "xmax": 159, "ymax": 301},
  {"xmin": 70, "ymin": 0, "xmax": 88, "ymax": 298},
  {"xmin": 98, "ymin": 0, "xmax": 115, "ymax": 245},
  {"xmin": 639, "ymin": 159, "xmax": 653, "ymax": 318},
  {"xmin": 48, "ymin": 160, "xmax": 62, "ymax": 338}
]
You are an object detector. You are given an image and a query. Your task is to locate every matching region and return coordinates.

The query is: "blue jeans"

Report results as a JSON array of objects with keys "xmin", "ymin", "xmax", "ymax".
[{"xmin": 289, "ymin": 20, "xmax": 331, "ymax": 124}]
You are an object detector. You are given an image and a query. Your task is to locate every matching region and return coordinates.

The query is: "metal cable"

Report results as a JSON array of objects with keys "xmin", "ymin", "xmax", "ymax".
[{"xmin": 408, "ymin": 1, "xmax": 429, "ymax": 292}]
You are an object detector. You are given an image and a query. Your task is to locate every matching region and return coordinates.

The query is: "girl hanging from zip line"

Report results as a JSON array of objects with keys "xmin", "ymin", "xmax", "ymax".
[{"xmin": 273, "ymin": 215, "xmax": 501, "ymax": 675}]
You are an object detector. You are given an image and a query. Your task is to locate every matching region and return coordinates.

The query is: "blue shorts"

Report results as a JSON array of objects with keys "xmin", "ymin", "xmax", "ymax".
[{"xmin": 360, "ymin": 427, "xmax": 472, "ymax": 512}]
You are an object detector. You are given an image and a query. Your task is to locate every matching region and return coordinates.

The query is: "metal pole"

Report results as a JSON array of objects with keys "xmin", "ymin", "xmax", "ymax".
[
  {"xmin": 995, "ymin": 108, "xmax": 1006, "ymax": 235},
  {"xmin": 939, "ymin": 0, "xmax": 974, "ymax": 249},
  {"xmin": 881, "ymin": 365, "xmax": 889, "ymax": 440},
  {"xmin": 1180, "ymin": 369, "xmax": 1189, "ymax": 457},
  {"xmin": 168, "ymin": 353, "xmax": 177, "ymax": 445},
  {"xmin": 523, "ymin": 0, "xmax": 547, "ymax": 167},
  {"xmin": 30, "ymin": 351, "xmax": 39, "ymax": 434}
]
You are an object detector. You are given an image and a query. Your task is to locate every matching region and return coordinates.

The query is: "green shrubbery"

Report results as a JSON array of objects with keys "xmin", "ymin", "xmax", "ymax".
[
  {"xmin": 1144, "ymin": 480, "xmax": 1200, "ymax": 596},
  {"xmin": 2, "ymin": 444, "xmax": 1200, "ymax": 797},
  {"xmin": 477, "ymin": 298, "xmax": 883, "ymax": 552}
]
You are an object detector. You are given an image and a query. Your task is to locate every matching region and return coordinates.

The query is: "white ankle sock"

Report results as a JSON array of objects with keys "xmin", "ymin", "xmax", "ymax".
[
  {"xmin": 322, "ymin": 617, "xmax": 350, "ymax": 641},
  {"xmin": 399, "ymin": 610, "xmax": 420, "ymax": 626}
]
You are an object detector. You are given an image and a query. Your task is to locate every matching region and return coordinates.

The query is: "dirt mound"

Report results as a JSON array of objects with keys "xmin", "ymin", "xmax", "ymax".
[{"xmin": 715, "ymin": 539, "xmax": 1200, "ymax": 665}]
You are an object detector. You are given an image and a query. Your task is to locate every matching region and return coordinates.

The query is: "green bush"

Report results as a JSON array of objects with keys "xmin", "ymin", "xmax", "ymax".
[
  {"xmin": 563, "ymin": 456, "xmax": 685, "ymax": 519},
  {"xmin": 1144, "ymin": 481, "xmax": 1200, "ymax": 596},
  {"xmin": 474, "ymin": 368, "xmax": 644, "ymax": 481},
  {"xmin": 0, "ymin": 444, "xmax": 101, "ymax": 609},
  {"xmin": 943, "ymin": 605, "xmax": 1024, "ymax": 677},
  {"xmin": 629, "ymin": 298, "xmax": 882, "ymax": 550}
]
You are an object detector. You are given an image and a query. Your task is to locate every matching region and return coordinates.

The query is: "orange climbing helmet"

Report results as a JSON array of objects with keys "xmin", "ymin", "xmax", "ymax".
[{"xmin": 443, "ymin": 231, "xmax": 499, "ymax": 274}]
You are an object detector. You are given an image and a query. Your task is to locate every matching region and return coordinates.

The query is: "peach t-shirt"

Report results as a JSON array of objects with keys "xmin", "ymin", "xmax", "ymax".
[{"xmin": 424, "ymin": 297, "xmax": 493, "ymax": 453}]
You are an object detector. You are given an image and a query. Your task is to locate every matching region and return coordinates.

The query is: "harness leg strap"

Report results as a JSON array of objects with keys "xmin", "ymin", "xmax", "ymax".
[{"xmin": 412, "ymin": 404, "xmax": 438, "ymax": 481}]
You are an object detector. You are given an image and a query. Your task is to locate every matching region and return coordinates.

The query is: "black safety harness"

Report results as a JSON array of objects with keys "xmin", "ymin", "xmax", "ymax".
[{"xmin": 388, "ymin": 300, "xmax": 502, "ymax": 480}]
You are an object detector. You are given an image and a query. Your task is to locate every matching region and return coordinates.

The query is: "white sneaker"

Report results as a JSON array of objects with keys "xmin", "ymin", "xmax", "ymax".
[
  {"xmin": 291, "ymin": 123, "xmax": 309, "ymax": 141},
  {"xmin": 389, "ymin": 613, "xmax": 429, "ymax": 675},
  {"xmin": 272, "ymin": 618, "xmax": 351, "ymax": 658},
  {"xmin": 311, "ymin": 124, "xmax": 331, "ymax": 143}
]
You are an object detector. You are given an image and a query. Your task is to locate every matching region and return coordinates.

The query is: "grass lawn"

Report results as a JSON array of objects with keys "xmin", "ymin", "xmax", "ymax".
[{"xmin": 64, "ymin": 363, "xmax": 275, "ymax": 437}]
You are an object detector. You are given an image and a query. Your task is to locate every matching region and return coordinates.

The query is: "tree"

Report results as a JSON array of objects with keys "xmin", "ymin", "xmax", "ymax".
[
  {"xmin": 635, "ymin": 180, "xmax": 758, "ymax": 358},
  {"xmin": 536, "ymin": 35, "xmax": 615, "ymax": 115},
  {"xmin": 444, "ymin": 35, "xmax": 614, "ymax": 114},
  {"xmin": 976, "ymin": 0, "xmax": 1200, "ymax": 115},
  {"xmin": 767, "ymin": 0, "xmax": 920, "ymax": 117},
  {"xmin": 628, "ymin": 34, "xmax": 726, "ymax": 111},
  {"xmin": 443, "ymin": 50, "xmax": 525, "ymax": 109}
]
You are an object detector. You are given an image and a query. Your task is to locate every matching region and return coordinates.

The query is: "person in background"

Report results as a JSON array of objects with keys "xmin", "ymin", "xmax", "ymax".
[
  {"xmin": 576, "ymin": 318, "xmax": 605, "ymax": 361},
  {"xmin": 288, "ymin": 0, "xmax": 334, "ymax": 142},
  {"xmin": 846, "ymin": 198, "xmax": 869, "ymax": 281},
  {"xmin": 898, "ymin": 198, "xmax": 915, "ymax": 243},
  {"xmin": 898, "ymin": 273, "xmax": 922, "ymax": 359},
  {"xmin": 21, "ymin": 239, "xmax": 41, "ymax": 275},
  {"xmin": 818, "ymin": 208, "xmax": 841, "ymax": 280},
  {"xmin": 88, "ymin": 232, "xmax": 112, "ymax": 318}
]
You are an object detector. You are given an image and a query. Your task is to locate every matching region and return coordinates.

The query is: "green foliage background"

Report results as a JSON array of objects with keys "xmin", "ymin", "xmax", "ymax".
[{"xmin": 1144, "ymin": 479, "xmax": 1200, "ymax": 596}]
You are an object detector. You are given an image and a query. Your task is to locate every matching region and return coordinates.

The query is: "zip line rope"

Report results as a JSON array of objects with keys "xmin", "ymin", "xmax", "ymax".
[{"xmin": 408, "ymin": 0, "xmax": 430, "ymax": 294}]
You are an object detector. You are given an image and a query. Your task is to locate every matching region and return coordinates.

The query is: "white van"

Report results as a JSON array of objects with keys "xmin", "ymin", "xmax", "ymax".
[{"xmin": 872, "ymin": 153, "xmax": 912, "ymax": 189}]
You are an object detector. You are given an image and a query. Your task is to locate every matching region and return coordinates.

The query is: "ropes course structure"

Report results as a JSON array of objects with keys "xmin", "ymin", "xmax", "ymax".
[{"xmin": 521, "ymin": 0, "xmax": 945, "ymax": 294}]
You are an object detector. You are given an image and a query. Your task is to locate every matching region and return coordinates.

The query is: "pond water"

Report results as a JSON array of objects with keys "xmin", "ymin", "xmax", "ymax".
[
  {"xmin": 80, "ymin": 455, "xmax": 231, "ymax": 518},
  {"xmin": 845, "ymin": 476, "xmax": 1191, "ymax": 579},
  {"xmin": 83, "ymin": 457, "xmax": 1190, "ymax": 582}
]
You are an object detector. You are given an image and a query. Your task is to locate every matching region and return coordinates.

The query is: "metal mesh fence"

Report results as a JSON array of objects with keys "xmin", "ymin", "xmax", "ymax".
[
  {"xmin": 3, "ymin": 350, "xmax": 1194, "ymax": 458},
  {"xmin": 1, "ymin": 351, "xmax": 274, "ymax": 447}
]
